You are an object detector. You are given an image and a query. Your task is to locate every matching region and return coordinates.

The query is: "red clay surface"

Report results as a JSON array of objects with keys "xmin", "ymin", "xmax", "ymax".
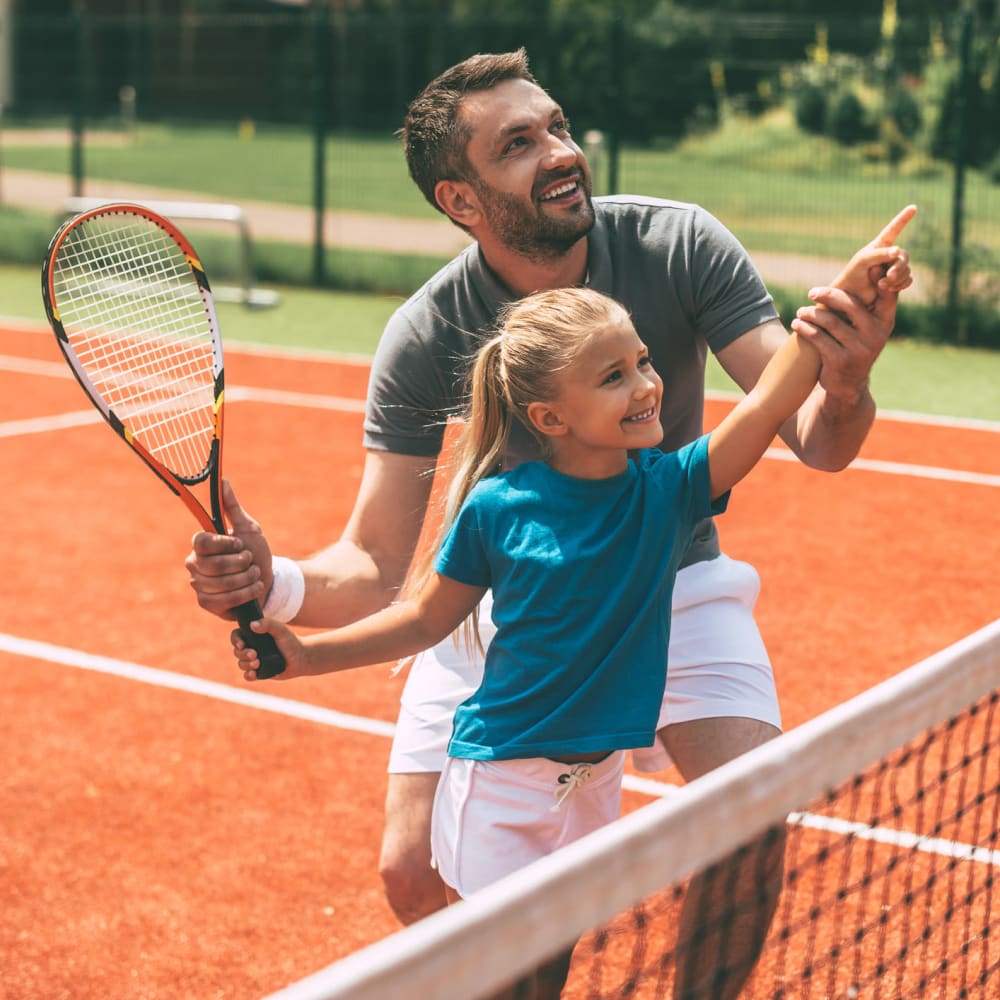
[{"xmin": 1, "ymin": 322, "xmax": 997, "ymax": 998}]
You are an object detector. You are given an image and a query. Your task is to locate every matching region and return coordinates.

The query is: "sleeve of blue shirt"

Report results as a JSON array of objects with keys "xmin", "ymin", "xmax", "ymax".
[
  {"xmin": 644, "ymin": 435, "xmax": 730, "ymax": 527},
  {"xmin": 434, "ymin": 485, "xmax": 494, "ymax": 588}
]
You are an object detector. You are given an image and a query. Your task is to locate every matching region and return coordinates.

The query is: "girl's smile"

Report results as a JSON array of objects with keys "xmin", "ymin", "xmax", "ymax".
[{"xmin": 527, "ymin": 319, "xmax": 665, "ymax": 479}]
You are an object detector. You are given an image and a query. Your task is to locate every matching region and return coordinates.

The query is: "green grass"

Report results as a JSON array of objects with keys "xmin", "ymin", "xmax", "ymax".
[
  {"xmin": 2, "ymin": 123, "xmax": 437, "ymax": 219},
  {"xmin": 7, "ymin": 262, "xmax": 997, "ymax": 422},
  {"xmin": 614, "ymin": 110, "xmax": 999, "ymax": 260},
  {"xmin": 7, "ymin": 115, "xmax": 998, "ymax": 262}
]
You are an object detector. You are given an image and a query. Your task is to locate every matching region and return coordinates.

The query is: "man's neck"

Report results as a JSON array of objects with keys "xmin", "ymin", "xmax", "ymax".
[{"xmin": 477, "ymin": 235, "xmax": 589, "ymax": 298}]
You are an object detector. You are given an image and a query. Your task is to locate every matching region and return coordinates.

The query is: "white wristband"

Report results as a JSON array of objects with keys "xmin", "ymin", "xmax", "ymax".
[{"xmin": 261, "ymin": 556, "xmax": 306, "ymax": 624}]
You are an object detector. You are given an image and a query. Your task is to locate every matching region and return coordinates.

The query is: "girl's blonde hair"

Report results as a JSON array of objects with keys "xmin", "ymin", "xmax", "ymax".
[{"xmin": 402, "ymin": 286, "xmax": 632, "ymax": 660}]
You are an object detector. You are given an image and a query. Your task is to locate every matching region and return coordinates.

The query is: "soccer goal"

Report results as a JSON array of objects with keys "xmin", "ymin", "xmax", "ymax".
[{"xmin": 62, "ymin": 197, "xmax": 279, "ymax": 309}]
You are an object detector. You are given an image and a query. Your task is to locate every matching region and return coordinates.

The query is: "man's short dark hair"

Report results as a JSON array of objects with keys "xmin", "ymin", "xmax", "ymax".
[{"xmin": 400, "ymin": 49, "xmax": 539, "ymax": 213}]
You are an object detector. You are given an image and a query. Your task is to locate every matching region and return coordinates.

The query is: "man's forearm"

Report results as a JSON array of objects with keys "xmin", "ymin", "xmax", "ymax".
[
  {"xmin": 294, "ymin": 539, "xmax": 406, "ymax": 629},
  {"xmin": 793, "ymin": 382, "xmax": 877, "ymax": 472}
]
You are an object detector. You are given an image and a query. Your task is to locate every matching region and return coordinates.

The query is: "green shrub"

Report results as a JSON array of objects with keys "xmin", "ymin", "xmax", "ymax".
[
  {"xmin": 986, "ymin": 150, "xmax": 1000, "ymax": 186},
  {"xmin": 794, "ymin": 83, "xmax": 827, "ymax": 135},
  {"xmin": 886, "ymin": 88, "xmax": 923, "ymax": 139},
  {"xmin": 829, "ymin": 90, "xmax": 870, "ymax": 146}
]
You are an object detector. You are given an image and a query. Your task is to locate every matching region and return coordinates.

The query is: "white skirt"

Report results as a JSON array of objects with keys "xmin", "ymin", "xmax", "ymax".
[{"xmin": 431, "ymin": 752, "xmax": 626, "ymax": 898}]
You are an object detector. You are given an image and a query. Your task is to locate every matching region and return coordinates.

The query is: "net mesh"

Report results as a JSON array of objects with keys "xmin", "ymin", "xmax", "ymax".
[
  {"xmin": 570, "ymin": 690, "xmax": 1000, "ymax": 999},
  {"xmin": 49, "ymin": 210, "xmax": 219, "ymax": 481},
  {"xmin": 268, "ymin": 620, "xmax": 1000, "ymax": 1000}
]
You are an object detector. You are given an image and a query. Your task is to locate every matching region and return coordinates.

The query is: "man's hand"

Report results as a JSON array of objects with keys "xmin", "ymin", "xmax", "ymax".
[{"xmin": 185, "ymin": 479, "xmax": 273, "ymax": 621}]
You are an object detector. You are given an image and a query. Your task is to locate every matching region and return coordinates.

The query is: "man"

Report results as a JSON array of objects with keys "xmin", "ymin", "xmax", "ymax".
[{"xmin": 187, "ymin": 50, "xmax": 912, "ymax": 998}]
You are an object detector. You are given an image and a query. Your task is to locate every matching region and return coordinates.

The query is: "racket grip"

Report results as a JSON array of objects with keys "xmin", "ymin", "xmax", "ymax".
[{"xmin": 234, "ymin": 599, "xmax": 286, "ymax": 679}]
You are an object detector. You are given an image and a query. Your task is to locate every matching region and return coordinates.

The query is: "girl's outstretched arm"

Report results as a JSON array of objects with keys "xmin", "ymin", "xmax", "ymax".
[
  {"xmin": 707, "ymin": 332, "xmax": 822, "ymax": 500},
  {"xmin": 707, "ymin": 240, "xmax": 909, "ymax": 500},
  {"xmin": 233, "ymin": 573, "xmax": 486, "ymax": 681}
]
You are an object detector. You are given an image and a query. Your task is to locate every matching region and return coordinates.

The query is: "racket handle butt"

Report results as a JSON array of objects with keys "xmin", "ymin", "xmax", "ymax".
[{"xmin": 235, "ymin": 599, "xmax": 286, "ymax": 679}]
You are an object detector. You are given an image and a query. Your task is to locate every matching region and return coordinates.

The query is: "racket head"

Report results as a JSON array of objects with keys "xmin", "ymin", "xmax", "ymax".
[
  {"xmin": 42, "ymin": 203, "xmax": 226, "ymax": 523},
  {"xmin": 42, "ymin": 203, "xmax": 285, "ymax": 678}
]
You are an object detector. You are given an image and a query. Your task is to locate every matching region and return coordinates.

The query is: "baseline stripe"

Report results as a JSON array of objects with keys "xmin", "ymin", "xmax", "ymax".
[
  {"xmin": 787, "ymin": 810, "xmax": 1000, "ymax": 867},
  {"xmin": 0, "ymin": 400, "xmax": 989, "ymax": 488},
  {"xmin": 3, "ymin": 344, "xmax": 997, "ymax": 438},
  {"xmin": 706, "ymin": 388, "xmax": 1000, "ymax": 434}
]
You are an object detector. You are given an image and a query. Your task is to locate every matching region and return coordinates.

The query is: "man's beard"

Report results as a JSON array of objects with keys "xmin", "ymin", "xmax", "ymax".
[{"xmin": 471, "ymin": 174, "xmax": 596, "ymax": 264}]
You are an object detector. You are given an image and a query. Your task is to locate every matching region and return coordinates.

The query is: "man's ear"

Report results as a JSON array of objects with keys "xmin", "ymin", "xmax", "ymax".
[
  {"xmin": 435, "ymin": 180, "xmax": 482, "ymax": 229},
  {"xmin": 526, "ymin": 401, "xmax": 567, "ymax": 438}
]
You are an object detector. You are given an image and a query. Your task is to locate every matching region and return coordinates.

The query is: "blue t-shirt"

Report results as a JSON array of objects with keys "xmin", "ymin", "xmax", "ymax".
[{"xmin": 434, "ymin": 439, "xmax": 728, "ymax": 761}]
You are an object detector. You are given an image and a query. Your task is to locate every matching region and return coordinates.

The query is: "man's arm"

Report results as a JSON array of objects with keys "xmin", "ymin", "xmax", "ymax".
[
  {"xmin": 297, "ymin": 450, "xmax": 437, "ymax": 627},
  {"xmin": 185, "ymin": 450, "xmax": 437, "ymax": 629}
]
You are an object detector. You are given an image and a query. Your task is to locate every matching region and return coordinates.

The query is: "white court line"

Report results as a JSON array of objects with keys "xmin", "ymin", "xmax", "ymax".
[
  {"xmin": 0, "ymin": 350, "xmax": 996, "ymax": 487},
  {"xmin": 0, "ymin": 354, "xmax": 73, "ymax": 378},
  {"xmin": 762, "ymin": 445, "xmax": 1000, "ymax": 489},
  {"xmin": 0, "ymin": 632, "xmax": 395, "ymax": 739},
  {"xmin": 705, "ymin": 387, "xmax": 1000, "ymax": 434},
  {"xmin": 3, "ymin": 630, "xmax": 997, "ymax": 868},
  {"xmin": 227, "ymin": 385, "xmax": 366, "ymax": 413},
  {"xmin": 3, "ymin": 331, "xmax": 999, "ymax": 434},
  {"xmin": 2, "ymin": 399, "xmax": 994, "ymax": 488},
  {"xmin": 787, "ymin": 810, "xmax": 1000, "ymax": 867},
  {"xmin": 0, "ymin": 409, "xmax": 103, "ymax": 438}
]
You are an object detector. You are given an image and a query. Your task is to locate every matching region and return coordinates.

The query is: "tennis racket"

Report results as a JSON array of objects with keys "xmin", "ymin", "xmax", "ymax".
[{"xmin": 41, "ymin": 202, "xmax": 285, "ymax": 679}]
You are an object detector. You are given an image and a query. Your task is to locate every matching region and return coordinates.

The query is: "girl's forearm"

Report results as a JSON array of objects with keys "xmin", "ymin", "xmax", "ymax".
[
  {"xmin": 294, "ymin": 574, "xmax": 486, "ymax": 677},
  {"xmin": 299, "ymin": 601, "xmax": 441, "ymax": 676},
  {"xmin": 747, "ymin": 332, "xmax": 822, "ymax": 425},
  {"xmin": 709, "ymin": 333, "xmax": 824, "ymax": 498}
]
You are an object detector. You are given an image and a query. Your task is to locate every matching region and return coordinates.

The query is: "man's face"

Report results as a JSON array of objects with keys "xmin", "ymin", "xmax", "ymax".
[{"xmin": 458, "ymin": 79, "xmax": 595, "ymax": 262}]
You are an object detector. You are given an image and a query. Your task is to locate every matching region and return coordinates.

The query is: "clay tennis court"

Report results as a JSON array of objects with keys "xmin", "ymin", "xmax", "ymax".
[{"xmin": 1, "ymin": 318, "xmax": 997, "ymax": 999}]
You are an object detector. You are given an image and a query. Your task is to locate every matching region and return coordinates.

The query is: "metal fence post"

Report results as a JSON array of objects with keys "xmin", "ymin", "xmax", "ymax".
[
  {"xmin": 70, "ymin": 5, "xmax": 87, "ymax": 198},
  {"xmin": 311, "ymin": 1, "xmax": 332, "ymax": 287},
  {"xmin": 947, "ymin": 6, "xmax": 974, "ymax": 341},
  {"xmin": 605, "ymin": 1, "xmax": 625, "ymax": 194}
]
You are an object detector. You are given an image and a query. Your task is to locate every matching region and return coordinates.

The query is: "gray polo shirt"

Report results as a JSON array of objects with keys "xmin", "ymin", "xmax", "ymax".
[{"xmin": 363, "ymin": 195, "xmax": 778, "ymax": 565}]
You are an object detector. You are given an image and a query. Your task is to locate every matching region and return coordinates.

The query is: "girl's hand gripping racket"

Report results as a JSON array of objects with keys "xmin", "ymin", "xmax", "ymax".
[{"xmin": 41, "ymin": 202, "xmax": 286, "ymax": 679}]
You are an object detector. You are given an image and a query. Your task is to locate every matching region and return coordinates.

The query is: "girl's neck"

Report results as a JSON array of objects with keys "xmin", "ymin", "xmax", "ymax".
[{"xmin": 546, "ymin": 446, "xmax": 630, "ymax": 481}]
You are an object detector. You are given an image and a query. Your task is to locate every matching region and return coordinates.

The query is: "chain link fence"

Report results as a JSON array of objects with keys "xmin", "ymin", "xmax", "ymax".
[{"xmin": 1, "ymin": 5, "xmax": 998, "ymax": 339}]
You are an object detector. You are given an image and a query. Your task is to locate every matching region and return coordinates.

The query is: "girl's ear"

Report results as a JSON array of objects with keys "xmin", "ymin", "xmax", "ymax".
[
  {"xmin": 526, "ymin": 401, "xmax": 567, "ymax": 438},
  {"xmin": 435, "ymin": 180, "xmax": 482, "ymax": 229}
]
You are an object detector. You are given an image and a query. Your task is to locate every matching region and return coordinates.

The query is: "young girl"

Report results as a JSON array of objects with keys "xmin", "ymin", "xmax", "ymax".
[{"xmin": 234, "ymin": 245, "xmax": 906, "ymax": 908}]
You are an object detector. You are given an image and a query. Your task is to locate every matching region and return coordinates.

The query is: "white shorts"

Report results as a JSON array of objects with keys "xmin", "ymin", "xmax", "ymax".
[
  {"xmin": 388, "ymin": 554, "xmax": 781, "ymax": 775},
  {"xmin": 431, "ymin": 752, "xmax": 626, "ymax": 898}
]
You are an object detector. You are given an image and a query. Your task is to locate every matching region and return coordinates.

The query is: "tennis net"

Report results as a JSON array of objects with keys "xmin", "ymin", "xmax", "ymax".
[{"xmin": 267, "ymin": 618, "xmax": 1000, "ymax": 1000}]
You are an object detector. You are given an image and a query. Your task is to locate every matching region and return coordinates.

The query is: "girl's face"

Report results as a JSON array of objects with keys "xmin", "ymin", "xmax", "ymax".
[{"xmin": 528, "ymin": 318, "xmax": 664, "ymax": 478}]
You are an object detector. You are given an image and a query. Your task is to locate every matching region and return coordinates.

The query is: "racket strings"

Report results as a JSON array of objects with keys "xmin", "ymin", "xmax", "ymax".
[{"xmin": 51, "ymin": 215, "xmax": 220, "ymax": 481}]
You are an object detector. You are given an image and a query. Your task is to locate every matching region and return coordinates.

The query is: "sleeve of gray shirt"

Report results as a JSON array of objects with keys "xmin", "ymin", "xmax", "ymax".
[
  {"xmin": 362, "ymin": 271, "xmax": 482, "ymax": 458},
  {"xmin": 684, "ymin": 204, "xmax": 778, "ymax": 354}
]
